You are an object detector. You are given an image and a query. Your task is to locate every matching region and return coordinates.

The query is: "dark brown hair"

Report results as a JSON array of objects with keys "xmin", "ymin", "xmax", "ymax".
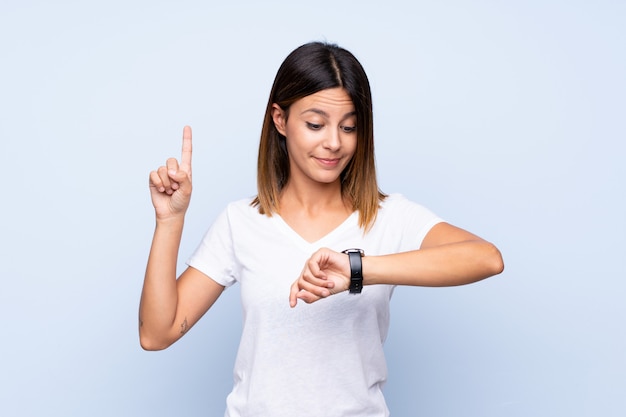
[{"xmin": 252, "ymin": 41, "xmax": 386, "ymax": 230}]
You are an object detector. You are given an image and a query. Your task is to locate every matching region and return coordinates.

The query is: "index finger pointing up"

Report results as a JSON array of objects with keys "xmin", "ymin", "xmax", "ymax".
[{"xmin": 180, "ymin": 125, "xmax": 192, "ymax": 175}]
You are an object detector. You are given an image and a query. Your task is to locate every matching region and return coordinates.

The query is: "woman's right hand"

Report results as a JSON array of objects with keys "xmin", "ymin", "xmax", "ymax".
[{"xmin": 149, "ymin": 126, "xmax": 193, "ymax": 221}]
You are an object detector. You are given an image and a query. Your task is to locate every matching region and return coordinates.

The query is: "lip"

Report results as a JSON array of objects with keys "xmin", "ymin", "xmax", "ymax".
[{"xmin": 314, "ymin": 157, "xmax": 341, "ymax": 167}]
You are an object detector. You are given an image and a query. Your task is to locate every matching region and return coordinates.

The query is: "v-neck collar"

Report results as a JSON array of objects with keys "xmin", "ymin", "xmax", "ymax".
[{"xmin": 270, "ymin": 211, "xmax": 358, "ymax": 252}]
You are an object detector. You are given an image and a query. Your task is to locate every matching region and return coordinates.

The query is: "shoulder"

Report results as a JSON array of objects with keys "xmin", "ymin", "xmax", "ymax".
[
  {"xmin": 206, "ymin": 197, "xmax": 260, "ymax": 230},
  {"xmin": 375, "ymin": 193, "xmax": 444, "ymax": 230},
  {"xmin": 225, "ymin": 196, "xmax": 257, "ymax": 211},
  {"xmin": 218, "ymin": 196, "xmax": 272, "ymax": 230},
  {"xmin": 370, "ymin": 194, "xmax": 444, "ymax": 248},
  {"xmin": 221, "ymin": 196, "xmax": 260, "ymax": 217},
  {"xmin": 379, "ymin": 193, "xmax": 436, "ymax": 216}
]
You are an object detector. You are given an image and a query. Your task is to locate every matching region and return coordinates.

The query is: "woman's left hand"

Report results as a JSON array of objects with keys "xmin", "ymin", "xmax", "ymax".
[{"xmin": 289, "ymin": 248, "xmax": 351, "ymax": 307}]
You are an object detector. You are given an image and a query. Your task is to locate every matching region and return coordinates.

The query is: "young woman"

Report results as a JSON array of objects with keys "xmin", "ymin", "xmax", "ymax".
[{"xmin": 140, "ymin": 42, "xmax": 504, "ymax": 417}]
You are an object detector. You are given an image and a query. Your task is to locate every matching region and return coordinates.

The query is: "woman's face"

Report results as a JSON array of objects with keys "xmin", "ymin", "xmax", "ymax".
[{"xmin": 272, "ymin": 87, "xmax": 357, "ymax": 187}]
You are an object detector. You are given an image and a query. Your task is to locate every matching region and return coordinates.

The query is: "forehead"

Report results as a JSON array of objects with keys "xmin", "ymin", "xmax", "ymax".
[{"xmin": 294, "ymin": 88, "xmax": 355, "ymax": 114}]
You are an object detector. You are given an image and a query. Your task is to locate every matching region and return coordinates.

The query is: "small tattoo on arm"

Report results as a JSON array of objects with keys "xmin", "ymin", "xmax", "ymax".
[{"xmin": 180, "ymin": 317, "xmax": 189, "ymax": 335}]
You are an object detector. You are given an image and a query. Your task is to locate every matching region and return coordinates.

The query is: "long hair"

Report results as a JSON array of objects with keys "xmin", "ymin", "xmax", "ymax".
[{"xmin": 252, "ymin": 41, "xmax": 386, "ymax": 230}]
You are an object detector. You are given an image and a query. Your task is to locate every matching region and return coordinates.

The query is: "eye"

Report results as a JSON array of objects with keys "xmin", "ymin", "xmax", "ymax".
[
  {"xmin": 341, "ymin": 125, "xmax": 357, "ymax": 133},
  {"xmin": 306, "ymin": 122, "xmax": 323, "ymax": 130}
]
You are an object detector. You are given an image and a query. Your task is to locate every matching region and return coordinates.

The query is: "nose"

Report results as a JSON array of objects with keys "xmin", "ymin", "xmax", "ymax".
[{"xmin": 323, "ymin": 128, "xmax": 341, "ymax": 151}]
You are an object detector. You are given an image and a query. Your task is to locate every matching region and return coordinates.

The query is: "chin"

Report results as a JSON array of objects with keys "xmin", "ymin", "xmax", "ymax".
[{"xmin": 314, "ymin": 175, "xmax": 342, "ymax": 184}]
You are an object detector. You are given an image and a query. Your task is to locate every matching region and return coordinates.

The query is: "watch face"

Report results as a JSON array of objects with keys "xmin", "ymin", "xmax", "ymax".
[{"xmin": 343, "ymin": 248, "xmax": 364, "ymax": 256}]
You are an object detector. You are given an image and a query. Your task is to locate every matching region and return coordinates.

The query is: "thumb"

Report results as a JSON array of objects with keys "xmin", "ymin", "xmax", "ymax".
[
  {"xmin": 289, "ymin": 282, "xmax": 299, "ymax": 308},
  {"xmin": 168, "ymin": 168, "xmax": 192, "ymax": 189}
]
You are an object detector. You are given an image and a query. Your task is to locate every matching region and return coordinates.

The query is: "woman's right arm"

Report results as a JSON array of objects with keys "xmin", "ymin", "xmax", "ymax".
[{"xmin": 139, "ymin": 126, "xmax": 225, "ymax": 351}]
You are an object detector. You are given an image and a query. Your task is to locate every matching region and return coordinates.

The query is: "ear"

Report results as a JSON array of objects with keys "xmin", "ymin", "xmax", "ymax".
[{"xmin": 271, "ymin": 103, "xmax": 287, "ymax": 136}]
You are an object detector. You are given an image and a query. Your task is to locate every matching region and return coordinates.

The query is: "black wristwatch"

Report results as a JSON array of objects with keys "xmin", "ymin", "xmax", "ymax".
[{"xmin": 342, "ymin": 248, "xmax": 364, "ymax": 294}]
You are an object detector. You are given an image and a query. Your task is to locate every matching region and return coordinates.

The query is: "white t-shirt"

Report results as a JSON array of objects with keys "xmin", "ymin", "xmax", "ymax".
[{"xmin": 187, "ymin": 193, "xmax": 443, "ymax": 417}]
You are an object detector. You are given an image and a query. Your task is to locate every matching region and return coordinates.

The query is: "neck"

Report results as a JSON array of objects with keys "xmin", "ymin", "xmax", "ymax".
[{"xmin": 279, "ymin": 178, "xmax": 349, "ymax": 214}]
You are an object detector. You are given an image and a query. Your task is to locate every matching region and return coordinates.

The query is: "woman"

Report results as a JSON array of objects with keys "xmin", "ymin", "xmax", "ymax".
[{"xmin": 140, "ymin": 41, "xmax": 504, "ymax": 416}]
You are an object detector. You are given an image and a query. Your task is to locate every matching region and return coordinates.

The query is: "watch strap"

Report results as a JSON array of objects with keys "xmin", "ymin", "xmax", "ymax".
[{"xmin": 342, "ymin": 249, "xmax": 364, "ymax": 294}]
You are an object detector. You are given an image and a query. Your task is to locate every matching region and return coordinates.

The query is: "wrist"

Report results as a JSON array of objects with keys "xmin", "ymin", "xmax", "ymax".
[
  {"xmin": 155, "ymin": 214, "xmax": 185, "ymax": 230},
  {"xmin": 360, "ymin": 255, "xmax": 374, "ymax": 286}
]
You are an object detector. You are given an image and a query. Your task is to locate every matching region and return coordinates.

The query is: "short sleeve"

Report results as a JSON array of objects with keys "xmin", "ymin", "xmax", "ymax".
[
  {"xmin": 373, "ymin": 194, "xmax": 444, "ymax": 253},
  {"xmin": 398, "ymin": 197, "xmax": 444, "ymax": 250},
  {"xmin": 186, "ymin": 206, "xmax": 239, "ymax": 287}
]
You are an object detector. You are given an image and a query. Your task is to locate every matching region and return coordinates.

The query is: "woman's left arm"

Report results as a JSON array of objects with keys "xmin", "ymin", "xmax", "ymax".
[
  {"xmin": 365, "ymin": 222, "xmax": 504, "ymax": 287},
  {"xmin": 289, "ymin": 222, "xmax": 504, "ymax": 306}
]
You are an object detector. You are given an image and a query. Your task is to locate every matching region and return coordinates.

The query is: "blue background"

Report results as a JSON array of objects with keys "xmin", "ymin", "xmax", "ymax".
[{"xmin": 1, "ymin": 1, "xmax": 624, "ymax": 416}]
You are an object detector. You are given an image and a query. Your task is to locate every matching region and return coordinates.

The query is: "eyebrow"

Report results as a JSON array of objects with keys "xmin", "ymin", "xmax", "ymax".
[{"xmin": 300, "ymin": 108, "xmax": 357, "ymax": 120}]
